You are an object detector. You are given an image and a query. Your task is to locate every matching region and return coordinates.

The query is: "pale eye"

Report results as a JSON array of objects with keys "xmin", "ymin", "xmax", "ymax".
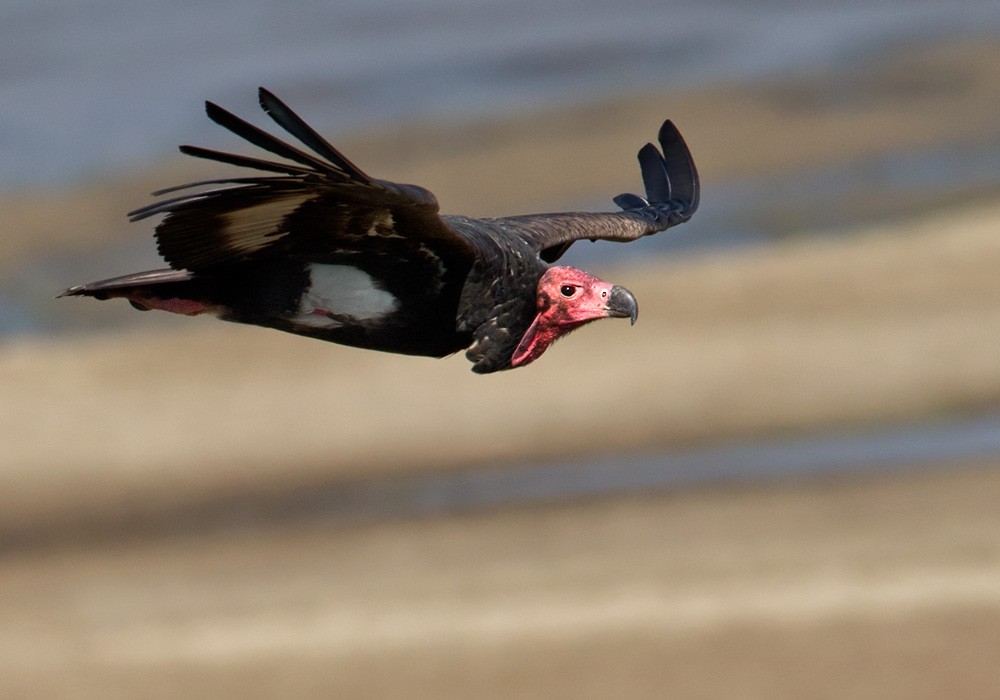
[{"xmin": 560, "ymin": 284, "xmax": 577, "ymax": 297}]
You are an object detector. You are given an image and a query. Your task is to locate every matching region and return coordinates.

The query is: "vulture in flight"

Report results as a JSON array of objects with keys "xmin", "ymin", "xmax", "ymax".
[{"xmin": 63, "ymin": 89, "xmax": 699, "ymax": 373}]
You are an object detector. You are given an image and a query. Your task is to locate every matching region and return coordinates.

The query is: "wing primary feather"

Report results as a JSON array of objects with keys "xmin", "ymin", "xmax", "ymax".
[
  {"xmin": 612, "ymin": 193, "xmax": 648, "ymax": 209},
  {"xmin": 177, "ymin": 144, "xmax": 314, "ymax": 176},
  {"xmin": 127, "ymin": 182, "xmax": 282, "ymax": 221},
  {"xmin": 127, "ymin": 191, "xmax": 222, "ymax": 221},
  {"xmin": 257, "ymin": 88, "xmax": 375, "ymax": 186},
  {"xmin": 128, "ymin": 193, "xmax": 207, "ymax": 221},
  {"xmin": 151, "ymin": 175, "xmax": 295, "ymax": 197},
  {"xmin": 637, "ymin": 142, "xmax": 671, "ymax": 202},
  {"xmin": 203, "ymin": 100, "xmax": 339, "ymax": 176},
  {"xmin": 657, "ymin": 120, "xmax": 700, "ymax": 212}
]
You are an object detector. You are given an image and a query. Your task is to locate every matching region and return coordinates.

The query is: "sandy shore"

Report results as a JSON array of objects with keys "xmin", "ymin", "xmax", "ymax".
[
  {"xmin": 3, "ymin": 461, "xmax": 999, "ymax": 699},
  {"xmin": 1, "ymin": 36, "xmax": 1000, "ymax": 698},
  {"xmin": 4, "ymin": 197, "xmax": 1000, "ymax": 536},
  {"xmin": 2, "ymin": 37, "xmax": 1000, "ymax": 533}
]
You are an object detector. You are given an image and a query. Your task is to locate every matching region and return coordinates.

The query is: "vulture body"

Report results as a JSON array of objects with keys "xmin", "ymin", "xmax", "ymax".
[{"xmin": 63, "ymin": 89, "xmax": 699, "ymax": 373}]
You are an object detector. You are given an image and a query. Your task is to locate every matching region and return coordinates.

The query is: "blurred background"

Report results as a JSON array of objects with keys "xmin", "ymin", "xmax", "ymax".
[{"xmin": 2, "ymin": 1, "xmax": 1000, "ymax": 697}]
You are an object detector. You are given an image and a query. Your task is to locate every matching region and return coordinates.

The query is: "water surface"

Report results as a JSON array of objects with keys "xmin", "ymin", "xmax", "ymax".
[{"xmin": 4, "ymin": 0, "xmax": 1000, "ymax": 187}]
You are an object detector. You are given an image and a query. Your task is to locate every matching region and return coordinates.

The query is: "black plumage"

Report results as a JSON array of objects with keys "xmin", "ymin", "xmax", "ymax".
[{"xmin": 63, "ymin": 89, "xmax": 699, "ymax": 373}]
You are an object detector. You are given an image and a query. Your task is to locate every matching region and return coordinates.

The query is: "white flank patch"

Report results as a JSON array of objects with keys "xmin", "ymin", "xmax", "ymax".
[
  {"xmin": 293, "ymin": 264, "xmax": 398, "ymax": 328},
  {"xmin": 221, "ymin": 195, "xmax": 312, "ymax": 254}
]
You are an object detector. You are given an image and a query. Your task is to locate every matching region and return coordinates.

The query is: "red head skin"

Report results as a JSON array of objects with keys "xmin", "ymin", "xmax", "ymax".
[{"xmin": 510, "ymin": 266, "xmax": 638, "ymax": 368}]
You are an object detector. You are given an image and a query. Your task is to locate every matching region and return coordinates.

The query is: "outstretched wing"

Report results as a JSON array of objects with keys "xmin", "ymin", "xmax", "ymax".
[
  {"xmin": 131, "ymin": 88, "xmax": 475, "ymax": 272},
  {"xmin": 499, "ymin": 120, "xmax": 700, "ymax": 262}
]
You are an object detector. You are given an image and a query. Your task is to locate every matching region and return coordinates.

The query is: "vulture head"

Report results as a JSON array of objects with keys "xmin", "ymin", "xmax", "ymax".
[{"xmin": 510, "ymin": 266, "xmax": 638, "ymax": 368}]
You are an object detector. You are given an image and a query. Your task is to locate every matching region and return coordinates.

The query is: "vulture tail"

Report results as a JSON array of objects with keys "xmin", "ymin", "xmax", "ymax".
[{"xmin": 59, "ymin": 269, "xmax": 219, "ymax": 316}]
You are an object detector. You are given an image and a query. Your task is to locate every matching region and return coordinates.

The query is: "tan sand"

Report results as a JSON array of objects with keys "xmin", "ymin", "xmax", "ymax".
[
  {"xmin": 1, "ymin": 34, "xmax": 999, "ymax": 700},
  {"xmin": 3, "ymin": 198, "xmax": 1000, "ymax": 533},
  {"xmin": 3, "ymin": 36, "xmax": 1000, "ymax": 533},
  {"xmin": 2, "ymin": 461, "xmax": 999, "ymax": 699}
]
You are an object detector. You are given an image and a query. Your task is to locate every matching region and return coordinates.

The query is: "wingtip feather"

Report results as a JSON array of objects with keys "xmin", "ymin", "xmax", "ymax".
[
  {"xmin": 656, "ymin": 120, "xmax": 681, "ymax": 149},
  {"xmin": 255, "ymin": 87, "xmax": 375, "ymax": 185},
  {"xmin": 657, "ymin": 120, "xmax": 699, "ymax": 212},
  {"xmin": 637, "ymin": 142, "xmax": 671, "ymax": 202},
  {"xmin": 203, "ymin": 99, "xmax": 229, "ymax": 126}
]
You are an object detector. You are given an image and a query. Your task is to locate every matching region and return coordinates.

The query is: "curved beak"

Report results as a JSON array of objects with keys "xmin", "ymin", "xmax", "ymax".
[{"xmin": 606, "ymin": 285, "xmax": 638, "ymax": 325}]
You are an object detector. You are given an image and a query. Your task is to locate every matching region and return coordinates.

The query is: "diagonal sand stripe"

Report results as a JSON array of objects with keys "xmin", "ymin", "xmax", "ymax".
[{"xmin": 95, "ymin": 562, "xmax": 1000, "ymax": 664}]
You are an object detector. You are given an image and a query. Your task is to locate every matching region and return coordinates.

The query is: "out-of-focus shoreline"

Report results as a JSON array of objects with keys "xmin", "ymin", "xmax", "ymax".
[
  {"xmin": 3, "ymin": 198, "xmax": 1000, "ymax": 537},
  {"xmin": 4, "ymin": 459, "xmax": 1000, "ymax": 699},
  {"xmin": 3, "ymin": 37, "xmax": 1000, "ymax": 267},
  {"xmin": 2, "ymin": 36, "xmax": 1000, "ymax": 536},
  {"xmin": 2, "ymin": 35, "xmax": 1000, "ymax": 700}
]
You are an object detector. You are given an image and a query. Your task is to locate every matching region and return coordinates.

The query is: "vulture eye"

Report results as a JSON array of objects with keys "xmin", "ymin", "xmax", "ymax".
[{"xmin": 559, "ymin": 284, "xmax": 577, "ymax": 297}]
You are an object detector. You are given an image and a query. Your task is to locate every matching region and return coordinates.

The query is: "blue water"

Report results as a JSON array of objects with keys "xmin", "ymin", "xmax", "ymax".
[{"xmin": 3, "ymin": 0, "xmax": 1000, "ymax": 187}]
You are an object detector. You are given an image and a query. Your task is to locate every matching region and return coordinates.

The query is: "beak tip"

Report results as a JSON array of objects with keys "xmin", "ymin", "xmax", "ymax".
[{"xmin": 608, "ymin": 285, "xmax": 638, "ymax": 325}]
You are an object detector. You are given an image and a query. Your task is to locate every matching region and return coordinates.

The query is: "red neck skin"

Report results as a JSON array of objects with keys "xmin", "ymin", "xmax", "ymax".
[{"xmin": 510, "ymin": 307, "xmax": 586, "ymax": 368}]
